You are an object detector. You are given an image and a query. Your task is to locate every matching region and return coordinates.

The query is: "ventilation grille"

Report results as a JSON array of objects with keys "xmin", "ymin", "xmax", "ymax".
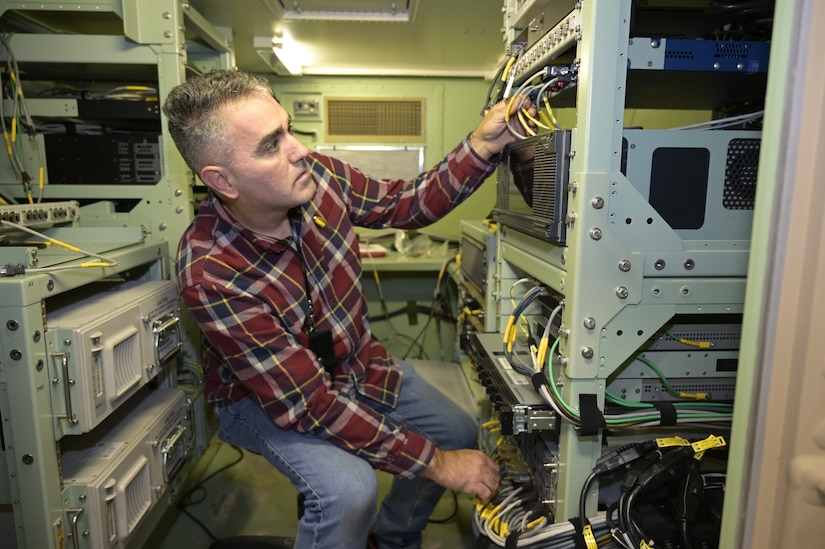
[
  {"xmin": 532, "ymin": 143, "xmax": 560, "ymax": 219},
  {"xmin": 325, "ymin": 97, "xmax": 425, "ymax": 142},
  {"xmin": 111, "ymin": 327, "xmax": 141, "ymax": 399},
  {"xmin": 118, "ymin": 456, "xmax": 151, "ymax": 537},
  {"xmin": 723, "ymin": 138, "xmax": 761, "ymax": 210}
]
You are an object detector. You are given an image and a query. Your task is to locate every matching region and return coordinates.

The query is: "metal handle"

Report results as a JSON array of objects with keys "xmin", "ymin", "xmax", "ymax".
[
  {"xmin": 153, "ymin": 312, "xmax": 182, "ymax": 365},
  {"xmin": 161, "ymin": 423, "xmax": 189, "ymax": 483},
  {"xmin": 65, "ymin": 507, "xmax": 84, "ymax": 549},
  {"xmin": 53, "ymin": 353, "xmax": 78, "ymax": 425}
]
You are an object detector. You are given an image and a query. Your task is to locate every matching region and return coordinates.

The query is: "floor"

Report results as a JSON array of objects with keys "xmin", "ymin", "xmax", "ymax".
[{"xmin": 152, "ymin": 360, "xmax": 480, "ymax": 549}]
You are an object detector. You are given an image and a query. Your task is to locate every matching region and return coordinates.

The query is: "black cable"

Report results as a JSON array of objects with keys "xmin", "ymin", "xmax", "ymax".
[
  {"xmin": 679, "ymin": 459, "xmax": 704, "ymax": 549},
  {"xmin": 401, "ymin": 255, "xmax": 456, "ymax": 360},
  {"xmin": 178, "ymin": 444, "xmax": 246, "ymax": 541},
  {"xmin": 427, "ymin": 490, "xmax": 460, "ymax": 524}
]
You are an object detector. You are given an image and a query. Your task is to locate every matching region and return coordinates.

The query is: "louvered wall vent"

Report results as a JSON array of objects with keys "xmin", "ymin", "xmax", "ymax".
[{"xmin": 324, "ymin": 97, "xmax": 425, "ymax": 142}]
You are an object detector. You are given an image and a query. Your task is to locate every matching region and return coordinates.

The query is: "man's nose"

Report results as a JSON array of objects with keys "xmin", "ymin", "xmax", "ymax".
[{"xmin": 287, "ymin": 134, "xmax": 311, "ymax": 163}]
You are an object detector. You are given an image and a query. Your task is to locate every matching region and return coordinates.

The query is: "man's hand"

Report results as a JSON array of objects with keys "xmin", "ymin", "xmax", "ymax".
[
  {"xmin": 469, "ymin": 95, "xmax": 537, "ymax": 160},
  {"xmin": 419, "ymin": 448, "xmax": 501, "ymax": 503}
]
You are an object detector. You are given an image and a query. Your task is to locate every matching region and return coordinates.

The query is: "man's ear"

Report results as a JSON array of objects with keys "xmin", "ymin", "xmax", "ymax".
[{"xmin": 200, "ymin": 166, "xmax": 238, "ymax": 200}]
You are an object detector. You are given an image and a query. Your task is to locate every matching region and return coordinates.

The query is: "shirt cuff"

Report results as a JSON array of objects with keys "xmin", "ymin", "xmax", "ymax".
[
  {"xmin": 463, "ymin": 134, "xmax": 502, "ymax": 169},
  {"xmin": 382, "ymin": 429, "xmax": 436, "ymax": 480}
]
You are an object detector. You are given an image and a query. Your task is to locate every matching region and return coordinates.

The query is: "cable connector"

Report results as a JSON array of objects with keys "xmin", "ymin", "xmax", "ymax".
[
  {"xmin": 593, "ymin": 441, "xmax": 658, "ymax": 475},
  {"xmin": 1, "ymin": 263, "xmax": 26, "ymax": 277},
  {"xmin": 679, "ymin": 459, "xmax": 704, "ymax": 522},
  {"xmin": 637, "ymin": 446, "xmax": 695, "ymax": 491}
]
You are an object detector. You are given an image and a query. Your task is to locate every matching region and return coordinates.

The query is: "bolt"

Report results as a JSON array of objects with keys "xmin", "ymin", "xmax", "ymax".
[
  {"xmin": 36, "ymin": 359, "xmax": 44, "ymax": 372},
  {"xmin": 615, "ymin": 286, "xmax": 629, "ymax": 299},
  {"xmin": 654, "ymin": 259, "xmax": 666, "ymax": 270},
  {"xmin": 684, "ymin": 258, "xmax": 695, "ymax": 270},
  {"xmin": 581, "ymin": 347, "xmax": 594, "ymax": 359},
  {"xmin": 589, "ymin": 228, "xmax": 602, "ymax": 240},
  {"xmin": 10, "ymin": 349, "xmax": 22, "ymax": 360},
  {"xmin": 583, "ymin": 317, "xmax": 596, "ymax": 330},
  {"xmin": 618, "ymin": 259, "xmax": 631, "ymax": 272},
  {"xmin": 6, "ymin": 320, "xmax": 19, "ymax": 330},
  {"xmin": 22, "ymin": 454, "xmax": 34, "ymax": 465},
  {"xmin": 591, "ymin": 196, "xmax": 604, "ymax": 209}
]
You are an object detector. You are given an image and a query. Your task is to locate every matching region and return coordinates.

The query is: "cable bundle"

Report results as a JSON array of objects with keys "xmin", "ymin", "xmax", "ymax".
[
  {"xmin": 474, "ymin": 479, "xmax": 618, "ymax": 548},
  {"xmin": 581, "ymin": 436, "xmax": 727, "ymax": 549}
]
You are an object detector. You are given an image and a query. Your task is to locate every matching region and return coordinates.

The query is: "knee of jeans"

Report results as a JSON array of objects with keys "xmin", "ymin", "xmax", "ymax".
[
  {"xmin": 305, "ymin": 465, "xmax": 378, "ymax": 519},
  {"xmin": 448, "ymin": 409, "xmax": 478, "ymax": 451}
]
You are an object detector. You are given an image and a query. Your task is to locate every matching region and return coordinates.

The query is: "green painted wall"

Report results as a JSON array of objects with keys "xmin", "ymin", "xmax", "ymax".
[{"xmin": 266, "ymin": 75, "xmax": 493, "ymax": 240}]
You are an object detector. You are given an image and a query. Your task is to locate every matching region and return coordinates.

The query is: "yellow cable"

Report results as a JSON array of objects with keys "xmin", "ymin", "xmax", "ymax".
[
  {"xmin": 542, "ymin": 97, "xmax": 560, "ymax": 128},
  {"xmin": 516, "ymin": 109, "xmax": 537, "ymax": 136},
  {"xmin": 521, "ymin": 107, "xmax": 550, "ymax": 130}
]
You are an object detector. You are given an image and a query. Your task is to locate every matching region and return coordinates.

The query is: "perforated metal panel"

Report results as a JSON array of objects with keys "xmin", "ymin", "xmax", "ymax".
[
  {"xmin": 723, "ymin": 138, "xmax": 761, "ymax": 210},
  {"xmin": 324, "ymin": 97, "xmax": 425, "ymax": 142}
]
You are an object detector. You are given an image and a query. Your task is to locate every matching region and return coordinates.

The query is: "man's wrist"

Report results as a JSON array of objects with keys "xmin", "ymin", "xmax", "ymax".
[{"xmin": 469, "ymin": 131, "xmax": 495, "ymax": 161}]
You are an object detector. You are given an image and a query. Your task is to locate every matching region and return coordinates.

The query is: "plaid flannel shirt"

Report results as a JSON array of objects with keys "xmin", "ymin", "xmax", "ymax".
[{"xmin": 177, "ymin": 136, "xmax": 497, "ymax": 478}]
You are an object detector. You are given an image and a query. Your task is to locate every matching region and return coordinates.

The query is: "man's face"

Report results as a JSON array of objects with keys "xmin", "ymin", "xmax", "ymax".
[{"xmin": 216, "ymin": 93, "xmax": 314, "ymax": 216}]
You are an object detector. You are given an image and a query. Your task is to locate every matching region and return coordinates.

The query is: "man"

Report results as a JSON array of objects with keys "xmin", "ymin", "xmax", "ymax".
[{"xmin": 162, "ymin": 69, "xmax": 532, "ymax": 549}]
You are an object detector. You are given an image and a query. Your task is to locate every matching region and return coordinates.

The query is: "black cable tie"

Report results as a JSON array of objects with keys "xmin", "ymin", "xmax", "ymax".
[
  {"xmin": 531, "ymin": 371, "xmax": 548, "ymax": 393},
  {"xmin": 578, "ymin": 393, "xmax": 605, "ymax": 436},
  {"xmin": 653, "ymin": 401, "xmax": 678, "ymax": 426},
  {"xmin": 504, "ymin": 531, "xmax": 521, "ymax": 549},
  {"xmin": 567, "ymin": 517, "xmax": 588, "ymax": 549}
]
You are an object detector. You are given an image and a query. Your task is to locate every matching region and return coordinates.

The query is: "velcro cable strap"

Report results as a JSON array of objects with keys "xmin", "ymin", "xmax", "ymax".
[
  {"xmin": 578, "ymin": 393, "xmax": 605, "ymax": 436},
  {"xmin": 568, "ymin": 517, "xmax": 588, "ymax": 549},
  {"xmin": 504, "ymin": 531, "xmax": 520, "ymax": 549},
  {"xmin": 653, "ymin": 401, "xmax": 678, "ymax": 426},
  {"xmin": 531, "ymin": 372, "xmax": 548, "ymax": 393}
]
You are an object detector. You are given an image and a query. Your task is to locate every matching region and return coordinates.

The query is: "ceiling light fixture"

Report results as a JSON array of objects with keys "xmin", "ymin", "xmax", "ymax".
[
  {"xmin": 254, "ymin": 34, "xmax": 304, "ymax": 76},
  {"xmin": 262, "ymin": 0, "xmax": 420, "ymax": 23}
]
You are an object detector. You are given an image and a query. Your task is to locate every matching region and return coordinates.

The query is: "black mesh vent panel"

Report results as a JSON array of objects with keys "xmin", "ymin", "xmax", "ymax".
[
  {"xmin": 325, "ymin": 98, "xmax": 424, "ymax": 140},
  {"xmin": 723, "ymin": 138, "xmax": 761, "ymax": 210}
]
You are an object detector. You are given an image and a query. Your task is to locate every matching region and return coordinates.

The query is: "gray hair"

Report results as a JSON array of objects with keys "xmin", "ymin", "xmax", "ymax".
[{"xmin": 162, "ymin": 69, "xmax": 274, "ymax": 174}]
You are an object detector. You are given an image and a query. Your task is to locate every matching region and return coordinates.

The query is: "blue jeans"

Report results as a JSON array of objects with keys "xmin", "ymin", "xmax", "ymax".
[{"xmin": 214, "ymin": 359, "xmax": 477, "ymax": 549}]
